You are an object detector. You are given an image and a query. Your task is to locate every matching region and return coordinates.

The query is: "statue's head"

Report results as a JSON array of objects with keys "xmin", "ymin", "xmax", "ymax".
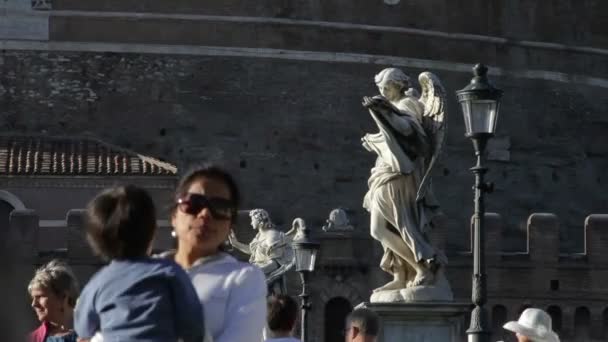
[
  {"xmin": 249, "ymin": 209, "xmax": 273, "ymax": 231},
  {"xmin": 329, "ymin": 208, "xmax": 350, "ymax": 226},
  {"xmin": 374, "ymin": 68, "xmax": 410, "ymax": 102}
]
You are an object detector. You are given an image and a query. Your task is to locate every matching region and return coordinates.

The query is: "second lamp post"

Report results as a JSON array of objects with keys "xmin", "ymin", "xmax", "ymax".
[
  {"xmin": 292, "ymin": 223, "xmax": 320, "ymax": 342},
  {"xmin": 456, "ymin": 63, "xmax": 503, "ymax": 342}
]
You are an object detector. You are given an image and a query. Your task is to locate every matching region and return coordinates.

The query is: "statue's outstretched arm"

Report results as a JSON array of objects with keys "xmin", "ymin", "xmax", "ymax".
[
  {"xmin": 382, "ymin": 111, "xmax": 413, "ymax": 136},
  {"xmin": 363, "ymin": 96, "xmax": 413, "ymax": 136},
  {"xmin": 228, "ymin": 230, "xmax": 251, "ymax": 254}
]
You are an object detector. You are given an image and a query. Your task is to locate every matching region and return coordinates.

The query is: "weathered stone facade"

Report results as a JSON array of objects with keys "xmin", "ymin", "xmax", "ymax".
[
  {"xmin": 2, "ymin": 48, "xmax": 606, "ymax": 253},
  {"xmin": 1, "ymin": 1, "xmax": 607, "ymax": 341}
]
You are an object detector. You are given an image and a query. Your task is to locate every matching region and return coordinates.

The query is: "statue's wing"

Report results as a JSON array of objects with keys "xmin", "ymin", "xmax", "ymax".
[
  {"xmin": 285, "ymin": 218, "xmax": 304, "ymax": 240},
  {"xmin": 416, "ymin": 71, "xmax": 447, "ymax": 202}
]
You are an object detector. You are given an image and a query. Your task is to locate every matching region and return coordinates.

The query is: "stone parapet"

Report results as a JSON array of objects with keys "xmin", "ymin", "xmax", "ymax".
[
  {"xmin": 360, "ymin": 302, "xmax": 470, "ymax": 342},
  {"xmin": 8, "ymin": 209, "xmax": 39, "ymax": 261},
  {"xmin": 66, "ymin": 209, "xmax": 94, "ymax": 261},
  {"xmin": 585, "ymin": 214, "xmax": 608, "ymax": 264},
  {"xmin": 528, "ymin": 213, "xmax": 560, "ymax": 263}
]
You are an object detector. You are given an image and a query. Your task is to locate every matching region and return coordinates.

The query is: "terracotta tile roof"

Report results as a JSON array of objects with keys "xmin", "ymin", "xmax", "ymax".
[{"xmin": 0, "ymin": 135, "xmax": 177, "ymax": 176}]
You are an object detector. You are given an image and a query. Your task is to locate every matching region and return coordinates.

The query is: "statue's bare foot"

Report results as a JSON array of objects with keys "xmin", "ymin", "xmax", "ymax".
[
  {"xmin": 408, "ymin": 268, "xmax": 434, "ymax": 287},
  {"xmin": 373, "ymin": 279, "xmax": 407, "ymax": 292}
]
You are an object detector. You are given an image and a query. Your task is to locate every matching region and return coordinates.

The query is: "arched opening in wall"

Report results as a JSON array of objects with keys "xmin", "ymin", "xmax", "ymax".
[
  {"xmin": 324, "ymin": 297, "xmax": 352, "ymax": 342},
  {"xmin": 492, "ymin": 305, "xmax": 508, "ymax": 342},
  {"xmin": 0, "ymin": 199, "xmax": 15, "ymax": 234},
  {"xmin": 547, "ymin": 305, "xmax": 562, "ymax": 335},
  {"xmin": 574, "ymin": 306, "xmax": 591, "ymax": 340}
]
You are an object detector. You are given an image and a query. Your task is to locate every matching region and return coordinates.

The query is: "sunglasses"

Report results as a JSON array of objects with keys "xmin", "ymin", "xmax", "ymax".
[{"xmin": 177, "ymin": 193, "xmax": 235, "ymax": 220}]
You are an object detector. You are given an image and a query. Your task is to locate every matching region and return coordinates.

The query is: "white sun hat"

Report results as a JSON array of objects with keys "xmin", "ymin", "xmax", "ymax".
[{"xmin": 503, "ymin": 308, "xmax": 560, "ymax": 342}]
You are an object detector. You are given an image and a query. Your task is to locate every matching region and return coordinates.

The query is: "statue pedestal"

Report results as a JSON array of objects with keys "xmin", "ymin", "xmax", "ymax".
[{"xmin": 359, "ymin": 302, "xmax": 470, "ymax": 342}]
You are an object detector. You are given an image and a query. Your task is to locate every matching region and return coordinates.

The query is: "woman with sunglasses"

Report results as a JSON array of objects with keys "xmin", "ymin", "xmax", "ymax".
[{"xmin": 160, "ymin": 165, "xmax": 267, "ymax": 342}]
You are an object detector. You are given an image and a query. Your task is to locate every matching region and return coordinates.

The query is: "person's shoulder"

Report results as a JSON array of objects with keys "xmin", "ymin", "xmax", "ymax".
[
  {"xmin": 152, "ymin": 249, "xmax": 176, "ymax": 260},
  {"xmin": 264, "ymin": 338, "xmax": 300, "ymax": 342},
  {"xmin": 80, "ymin": 263, "xmax": 113, "ymax": 291},
  {"xmin": 140, "ymin": 257, "xmax": 189, "ymax": 278},
  {"xmin": 215, "ymin": 253, "xmax": 266, "ymax": 287}
]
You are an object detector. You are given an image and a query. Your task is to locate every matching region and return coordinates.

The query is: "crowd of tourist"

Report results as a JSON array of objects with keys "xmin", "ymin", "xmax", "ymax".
[{"xmin": 23, "ymin": 164, "xmax": 560, "ymax": 342}]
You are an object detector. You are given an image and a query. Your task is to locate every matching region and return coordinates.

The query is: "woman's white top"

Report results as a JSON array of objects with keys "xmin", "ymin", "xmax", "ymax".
[{"xmin": 184, "ymin": 252, "xmax": 267, "ymax": 342}]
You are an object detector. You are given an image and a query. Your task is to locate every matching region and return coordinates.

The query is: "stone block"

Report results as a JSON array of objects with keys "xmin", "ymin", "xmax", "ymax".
[
  {"xmin": 360, "ymin": 302, "xmax": 469, "ymax": 342},
  {"xmin": 0, "ymin": 9, "xmax": 49, "ymax": 40},
  {"xmin": 66, "ymin": 209, "xmax": 95, "ymax": 260},
  {"xmin": 468, "ymin": 213, "xmax": 503, "ymax": 259},
  {"xmin": 1, "ymin": 0, "xmax": 32, "ymax": 11},
  {"xmin": 585, "ymin": 214, "xmax": 608, "ymax": 264},
  {"xmin": 8, "ymin": 209, "xmax": 39, "ymax": 261},
  {"xmin": 527, "ymin": 213, "xmax": 559, "ymax": 263},
  {"xmin": 486, "ymin": 137, "xmax": 511, "ymax": 162},
  {"xmin": 485, "ymin": 213, "xmax": 503, "ymax": 262},
  {"xmin": 486, "ymin": 150, "xmax": 510, "ymax": 162}
]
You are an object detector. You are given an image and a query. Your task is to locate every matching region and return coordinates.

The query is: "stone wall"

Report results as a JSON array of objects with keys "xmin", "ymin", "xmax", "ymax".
[
  {"xmin": 6, "ymin": 209, "xmax": 608, "ymax": 341},
  {"xmin": 1, "ymin": 48, "xmax": 606, "ymax": 252}
]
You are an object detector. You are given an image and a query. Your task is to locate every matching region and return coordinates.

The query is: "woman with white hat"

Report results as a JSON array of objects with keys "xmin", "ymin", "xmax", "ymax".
[{"xmin": 503, "ymin": 308, "xmax": 560, "ymax": 342}]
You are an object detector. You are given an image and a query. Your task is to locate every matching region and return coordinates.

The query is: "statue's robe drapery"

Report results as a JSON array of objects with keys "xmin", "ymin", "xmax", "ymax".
[
  {"xmin": 362, "ymin": 97, "xmax": 444, "ymax": 278},
  {"xmin": 248, "ymin": 230, "xmax": 294, "ymax": 273}
]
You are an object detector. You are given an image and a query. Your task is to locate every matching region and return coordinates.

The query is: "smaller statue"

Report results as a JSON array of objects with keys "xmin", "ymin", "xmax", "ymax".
[
  {"xmin": 322, "ymin": 208, "xmax": 354, "ymax": 232},
  {"xmin": 228, "ymin": 209, "xmax": 299, "ymax": 294}
]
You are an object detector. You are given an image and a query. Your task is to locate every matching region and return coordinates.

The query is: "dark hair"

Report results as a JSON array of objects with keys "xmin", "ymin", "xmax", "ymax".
[
  {"xmin": 85, "ymin": 185, "xmax": 157, "ymax": 260},
  {"xmin": 267, "ymin": 295, "xmax": 298, "ymax": 333},
  {"xmin": 170, "ymin": 165, "xmax": 241, "ymax": 223},
  {"xmin": 346, "ymin": 308, "xmax": 380, "ymax": 337}
]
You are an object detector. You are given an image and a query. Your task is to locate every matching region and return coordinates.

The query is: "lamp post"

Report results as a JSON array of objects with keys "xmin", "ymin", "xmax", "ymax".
[
  {"xmin": 292, "ymin": 223, "xmax": 320, "ymax": 342},
  {"xmin": 456, "ymin": 63, "xmax": 503, "ymax": 342}
]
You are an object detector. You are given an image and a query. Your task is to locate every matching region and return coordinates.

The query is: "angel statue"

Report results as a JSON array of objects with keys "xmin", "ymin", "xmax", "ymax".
[
  {"xmin": 361, "ymin": 67, "xmax": 452, "ymax": 302},
  {"xmin": 228, "ymin": 209, "xmax": 301, "ymax": 294}
]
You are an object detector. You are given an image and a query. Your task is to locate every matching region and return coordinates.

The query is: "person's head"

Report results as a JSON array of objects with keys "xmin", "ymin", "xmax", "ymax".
[
  {"xmin": 374, "ymin": 68, "xmax": 410, "ymax": 102},
  {"xmin": 516, "ymin": 333, "xmax": 533, "ymax": 342},
  {"xmin": 267, "ymin": 295, "xmax": 298, "ymax": 337},
  {"xmin": 28, "ymin": 260, "xmax": 79, "ymax": 325},
  {"xmin": 170, "ymin": 165, "xmax": 240, "ymax": 257},
  {"xmin": 249, "ymin": 208, "xmax": 273, "ymax": 231},
  {"xmin": 503, "ymin": 308, "xmax": 560, "ymax": 342},
  {"xmin": 345, "ymin": 308, "xmax": 380, "ymax": 342},
  {"xmin": 85, "ymin": 185, "xmax": 157, "ymax": 260}
]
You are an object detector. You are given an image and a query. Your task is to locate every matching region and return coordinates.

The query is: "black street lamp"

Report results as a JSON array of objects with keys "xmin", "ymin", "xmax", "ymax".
[
  {"xmin": 292, "ymin": 223, "xmax": 320, "ymax": 342},
  {"xmin": 456, "ymin": 63, "xmax": 503, "ymax": 342}
]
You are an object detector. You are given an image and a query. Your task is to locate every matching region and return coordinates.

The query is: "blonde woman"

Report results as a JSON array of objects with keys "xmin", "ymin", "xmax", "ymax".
[{"xmin": 28, "ymin": 260, "xmax": 79, "ymax": 342}]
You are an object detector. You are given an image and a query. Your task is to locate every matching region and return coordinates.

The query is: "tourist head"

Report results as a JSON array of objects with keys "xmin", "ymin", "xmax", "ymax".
[
  {"xmin": 28, "ymin": 260, "xmax": 79, "ymax": 325},
  {"xmin": 170, "ymin": 165, "xmax": 240, "ymax": 257},
  {"xmin": 503, "ymin": 308, "xmax": 560, "ymax": 342},
  {"xmin": 266, "ymin": 294, "xmax": 298, "ymax": 337},
  {"xmin": 374, "ymin": 68, "xmax": 410, "ymax": 102},
  {"xmin": 85, "ymin": 185, "xmax": 157, "ymax": 260},
  {"xmin": 345, "ymin": 308, "xmax": 380, "ymax": 342},
  {"xmin": 249, "ymin": 208, "xmax": 273, "ymax": 231}
]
